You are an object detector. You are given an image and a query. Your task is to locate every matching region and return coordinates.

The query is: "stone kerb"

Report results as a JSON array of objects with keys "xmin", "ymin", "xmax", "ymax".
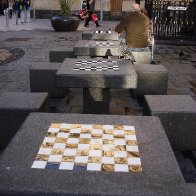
[
  {"xmin": 29, "ymin": 62, "xmax": 68, "ymax": 98},
  {"xmin": 144, "ymin": 95, "xmax": 196, "ymax": 150},
  {"xmin": 49, "ymin": 50, "xmax": 75, "ymax": 63},
  {"xmin": 131, "ymin": 64, "xmax": 168, "ymax": 98},
  {"xmin": 0, "ymin": 92, "xmax": 49, "ymax": 150}
]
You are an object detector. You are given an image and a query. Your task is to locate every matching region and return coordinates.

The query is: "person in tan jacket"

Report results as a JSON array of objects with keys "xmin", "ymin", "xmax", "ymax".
[{"xmin": 115, "ymin": 3, "xmax": 150, "ymax": 48}]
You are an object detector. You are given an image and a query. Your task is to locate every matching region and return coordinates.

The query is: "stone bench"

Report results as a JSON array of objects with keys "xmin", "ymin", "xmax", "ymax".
[
  {"xmin": 144, "ymin": 95, "xmax": 196, "ymax": 151},
  {"xmin": 29, "ymin": 62, "xmax": 68, "ymax": 98},
  {"xmin": 132, "ymin": 47, "xmax": 151, "ymax": 64},
  {"xmin": 49, "ymin": 50, "xmax": 75, "ymax": 63},
  {"xmin": 0, "ymin": 92, "xmax": 49, "ymax": 150},
  {"xmin": 0, "ymin": 113, "xmax": 190, "ymax": 195},
  {"xmin": 131, "ymin": 64, "xmax": 168, "ymax": 98}
]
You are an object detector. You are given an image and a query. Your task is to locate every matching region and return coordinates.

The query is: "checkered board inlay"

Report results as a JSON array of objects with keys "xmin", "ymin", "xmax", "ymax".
[
  {"xmin": 31, "ymin": 123, "xmax": 142, "ymax": 173},
  {"xmin": 73, "ymin": 60, "xmax": 119, "ymax": 71},
  {"xmin": 85, "ymin": 41, "xmax": 114, "ymax": 47},
  {"xmin": 92, "ymin": 30, "xmax": 112, "ymax": 34}
]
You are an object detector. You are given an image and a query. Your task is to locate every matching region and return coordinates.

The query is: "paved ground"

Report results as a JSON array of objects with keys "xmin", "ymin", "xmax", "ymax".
[{"xmin": 0, "ymin": 12, "xmax": 196, "ymax": 183}]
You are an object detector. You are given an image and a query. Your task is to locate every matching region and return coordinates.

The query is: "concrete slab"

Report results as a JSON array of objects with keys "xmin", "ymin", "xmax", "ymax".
[
  {"xmin": 0, "ymin": 113, "xmax": 190, "ymax": 195},
  {"xmin": 73, "ymin": 40, "xmax": 120, "ymax": 57},
  {"xmin": 0, "ymin": 92, "xmax": 49, "ymax": 150},
  {"xmin": 56, "ymin": 58, "xmax": 137, "ymax": 89},
  {"xmin": 82, "ymin": 30, "xmax": 119, "ymax": 41},
  {"xmin": 144, "ymin": 95, "xmax": 196, "ymax": 150}
]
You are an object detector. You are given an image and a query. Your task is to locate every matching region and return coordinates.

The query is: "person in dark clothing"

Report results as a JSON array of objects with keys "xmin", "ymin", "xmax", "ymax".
[
  {"xmin": 84, "ymin": 0, "xmax": 101, "ymax": 27},
  {"xmin": 14, "ymin": 0, "xmax": 21, "ymax": 18}
]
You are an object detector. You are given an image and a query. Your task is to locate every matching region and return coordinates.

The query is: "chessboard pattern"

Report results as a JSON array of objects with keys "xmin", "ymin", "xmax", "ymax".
[
  {"xmin": 92, "ymin": 30, "xmax": 112, "ymax": 34},
  {"xmin": 31, "ymin": 123, "xmax": 142, "ymax": 173},
  {"xmin": 85, "ymin": 41, "xmax": 114, "ymax": 47},
  {"xmin": 73, "ymin": 60, "xmax": 119, "ymax": 71}
]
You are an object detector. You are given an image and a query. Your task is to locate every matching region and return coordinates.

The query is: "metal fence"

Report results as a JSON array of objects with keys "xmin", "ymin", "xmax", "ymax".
[{"xmin": 145, "ymin": 0, "xmax": 196, "ymax": 40}]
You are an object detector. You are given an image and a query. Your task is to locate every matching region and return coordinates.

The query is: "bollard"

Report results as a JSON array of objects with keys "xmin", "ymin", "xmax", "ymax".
[
  {"xmin": 24, "ymin": 7, "xmax": 27, "ymax": 23},
  {"xmin": 33, "ymin": 9, "xmax": 35, "ymax": 21},
  {"xmin": 5, "ymin": 9, "xmax": 9, "ymax": 27},
  {"xmin": 16, "ymin": 12, "xmax": 18, "ymax": 25}
]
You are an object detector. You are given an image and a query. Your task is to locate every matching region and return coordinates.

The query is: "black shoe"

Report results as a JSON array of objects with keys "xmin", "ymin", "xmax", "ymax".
[{"xmin": 96, "ymin": 24, "xmax": 101, "ymax": 27}]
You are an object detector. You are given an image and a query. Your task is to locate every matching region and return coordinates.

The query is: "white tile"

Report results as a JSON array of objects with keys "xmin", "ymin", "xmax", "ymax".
[
  {"xmin": 102, "ymin": 145, "xmax": 114, "ymax": 151},
  {"xmin": 125, "ymin": 135, "xmax": 136, "ymax": 140},
  {"xmin": 48, "ymin": 128, "xmax": 59, "ymax": 133},
  {"xmin": 60, "ymin": 123, "xmax": 71, "ymax": 129},
  {"xmin": 123, "ymin": 126, "xmax": 135, "ymax": 130},
  {"xmin": 31, "ymin": 161, "xmax": 47, "ymax": 169},
  {"xmin": 57, "ymin": 132, "xmax": 69, "ymax": 138},
  {"xmin": 114, "ymin": 139, "xmax": 126, "ymax": 146},
  {"xmin": 75, "ymin": 156, "xmax": 88, "ymax": 163},
  {"xmin": 89, "ymin": 150, "xmax": 102, "ymax": 157},
  {"xmin": 67, "ymin": 138, "xmax": 79, "ymax": 144},
  {"xmin": 38, "ymin": 148, "xmax": 52, "ymax": 155},
  {"xmin": 59, "ymin": 162, "xmax": 74, "ymax": 170},
  {"xmin": 128, "ymin": 158, "xmax": 141, "ymax": 165},
  {"xmin": 64, "ymin": 149, "xmax": 77, "ymax": 156},
  {"xmin": 114, "ymin": 130, "xmax": 124, "ymax": 135},
  {"xmin": 78, "ymin": 144, "xmax": 90, "ymax": 150},
  {"xmin": 115, "ymin": 164, "xmax": 129, "ymax": 172},
  {"xmin": 126, "ymin": 146, "xmax": 139, "ymax": 152},
  {"xmin": 92, "ymin": 129, "xmax": 103, "ymax": 134},
  {"xmin": 81, "ymin": 124, "xmax": 92, "ymax": 129},
  {"xmin": 53, "ymin": 143, "xmax": 66, "ymax": 149},
  {"xmin": 70, "ymin": 128, "xmax": 81, "ymax": 134},
  {"xmin": 48, "ymin": 155, "xmax": 62, "ymax": 162},
  {"xmin": 87, "ymin": 163, "xmax": 101, "ymax": 171},
  {"xmin": 80, "ymin": 134, "xmax": 91, "ymax": 139},
  {"xmin": 43, "ymin": 137, "xmax": 56, "ymax": 144},
  {"xmin": 103, "ymin": 125, "xmax": 113, "ymax": 130},
  {"xmin": 114, "ymin": 151, "xmax": 127, "ymax": 158},
  {"xmin": 102, "ymin": 157, "xmax": 114, "ymax": 164},
  {"xmin": 103, "ymin": 134, "xmax": 114, "ymax": 140},
  {"xmin": 91, "ymin": 139, "xmax": 102, "ymax": 144}
]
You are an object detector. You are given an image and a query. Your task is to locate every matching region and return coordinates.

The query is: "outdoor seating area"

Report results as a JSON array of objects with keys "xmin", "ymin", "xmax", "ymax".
[
  {"xmin": 0, "ymin": 0, "xmax": 196, "ymax": 192},
  {"xmin": 0, "ymin": 22, "xmax": 195, "ymax": 195}
]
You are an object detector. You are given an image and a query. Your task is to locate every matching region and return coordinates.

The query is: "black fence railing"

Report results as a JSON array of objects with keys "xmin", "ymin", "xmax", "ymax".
[{"xmin": 145, "ymin": 0, "xmax": 196, "ymax": 40}]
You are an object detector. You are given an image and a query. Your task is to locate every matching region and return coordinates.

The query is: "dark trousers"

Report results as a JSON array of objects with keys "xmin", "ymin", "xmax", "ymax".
[{"xmin": 84, "ymin": 12, "xmax": 99, "ymax": 26}]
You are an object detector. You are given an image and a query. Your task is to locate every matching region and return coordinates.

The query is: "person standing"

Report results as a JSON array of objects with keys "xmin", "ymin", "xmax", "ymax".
[{"xmin": 84, "ymin": 0, "xmax": 101, "ymax": 27}]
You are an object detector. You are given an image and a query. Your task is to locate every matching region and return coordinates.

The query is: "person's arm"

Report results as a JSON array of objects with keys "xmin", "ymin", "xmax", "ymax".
[{"xmin": 115, "ymin": 19, "xmax": 126, "ymax": 34}]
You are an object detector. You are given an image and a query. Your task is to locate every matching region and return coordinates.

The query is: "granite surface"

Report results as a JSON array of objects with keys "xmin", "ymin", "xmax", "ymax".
[
  {"xmin": 74, "ymin": 40, "xmax": 120, "ymax": 57},
  {"xmin": 82, "ymin": 30, "xmax": 119, "ymax": 41},
  {"xmin": 56, "ymin": 58, "xmax": 137, "ymax": 89},
  {"xmin": 0, "ymin": 113, "xmax": 190, "ymax": 196}
]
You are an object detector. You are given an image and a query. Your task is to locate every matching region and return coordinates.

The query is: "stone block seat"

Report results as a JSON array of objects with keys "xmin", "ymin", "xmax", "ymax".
[
  {"xmin": 0, "ymin": 113, "xmax": 191, "ymax": 195},
  {"xmin": 131, "ymin": 64, "xmax": 168, "ymax": 98},
  {"xmin": 29, "ymin": 62, "xmax": 68, "ymax": 98},
  {"xmin": 132, "ymin": 47, "xmax": 151, "ymax": 64},
  {"xmin": 0, "ymin": 92, "xmax": 49, "ymax": 150},
  {"xmin": 144, "ymin": 95, "xmax": 196, "ymax": 150}
]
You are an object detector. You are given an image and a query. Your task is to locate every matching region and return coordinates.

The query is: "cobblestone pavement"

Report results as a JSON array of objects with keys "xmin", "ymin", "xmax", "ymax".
[{"xmin": 0, "ymin": 14, "xmax": 196, "ymax": 183}]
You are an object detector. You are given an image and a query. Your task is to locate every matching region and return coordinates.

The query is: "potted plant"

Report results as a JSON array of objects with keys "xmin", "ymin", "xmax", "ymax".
[{"xmin": 51, "ymin": 0, "xmax": 80, "ymax": 32}]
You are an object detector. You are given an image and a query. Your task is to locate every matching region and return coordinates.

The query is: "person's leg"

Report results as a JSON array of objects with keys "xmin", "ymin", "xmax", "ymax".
[
  {"xmin": 95, "ymin": 20, "xmax": 101, "ymax": 27},
  {"xmin": 84, "ymin": 12, "xmax": 91, "ymax": 27}
]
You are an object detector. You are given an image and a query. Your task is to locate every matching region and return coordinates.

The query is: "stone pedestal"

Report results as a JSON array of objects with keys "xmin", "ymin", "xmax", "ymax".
[{"xmin": 83, "ymin": 88, "xmax": 110, "ymax": 114}]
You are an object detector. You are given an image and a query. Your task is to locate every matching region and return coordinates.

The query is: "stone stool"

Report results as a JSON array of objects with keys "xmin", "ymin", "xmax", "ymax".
[
  {"xmin": 144, "ymin": 95, "xmax": 196, "ymax": 150},
  {"xmin": 0, "ymin": 92, "xmax": 49, "ymax": 150}
]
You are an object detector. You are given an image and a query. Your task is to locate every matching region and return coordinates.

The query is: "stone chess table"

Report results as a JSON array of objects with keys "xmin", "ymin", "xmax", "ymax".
[
  {"xmin": 56, "ymin": 58, "xmax": 137, "ymax": 114},
  {"xmin": 73, "ymin": 40, "xmax": 120, "ymax": 57},
  {"xmin": 0, "ymin": 113, "xmax": 190, "ymax": 196},
  {"xmin": 82, "ymin": 30, "xmax": 119, "ymax": 41}
]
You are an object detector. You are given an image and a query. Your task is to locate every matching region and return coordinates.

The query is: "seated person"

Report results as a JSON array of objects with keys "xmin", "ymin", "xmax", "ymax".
[{"xmin": 115, "ymin": 3, "xmax": 150, "ymax": 60}]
